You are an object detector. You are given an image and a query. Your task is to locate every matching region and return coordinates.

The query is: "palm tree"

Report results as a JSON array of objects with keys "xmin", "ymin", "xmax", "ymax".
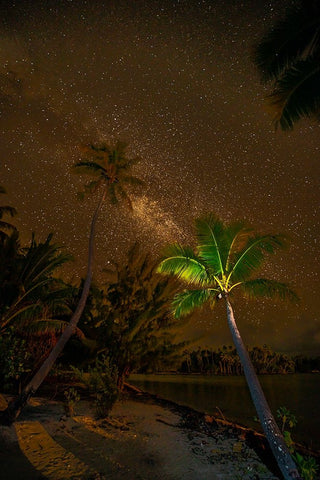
[
  {"xmin": 157, "ymin": 213, "xmax": 301, "ymax": 480},
  {"xmin": 0, "ymin": 186, "xmax": 17, "ymax": 240},
  {"xmin": 0, "ymin": 141, "xmax": 143, "ymax": 424},
  {"xmin": 0, "ymin": 232, "xmax": 72, "ymax": 335},
  {"xmin": 253, "ymin": 1, "xmax": 320, "ymax": 130}
]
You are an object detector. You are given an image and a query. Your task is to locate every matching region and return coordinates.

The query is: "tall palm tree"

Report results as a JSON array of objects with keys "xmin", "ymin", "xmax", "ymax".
[
  {"xmin": 157, "ymin": 213, "xmax": 301, "ymax": 480},
  {"xmin": 0, "ymin": 141, "xmax": 143, "ymax": 424},
  {"xmin": 0, "ymin": 186, "xmax": 17, "ymax": 240},
  {"xmin": 253, "ymin": 1, "xmax": 320, "ymax": 130}
]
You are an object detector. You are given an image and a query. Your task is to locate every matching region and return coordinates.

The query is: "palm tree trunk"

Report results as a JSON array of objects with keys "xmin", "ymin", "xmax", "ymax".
[
  {"xmin": 225, "ymin": 296, "xmax": 301, "ymax": 480},
  {"xmin": 0, "ymin": 190, "xmax": 107, "ymax": 425}
]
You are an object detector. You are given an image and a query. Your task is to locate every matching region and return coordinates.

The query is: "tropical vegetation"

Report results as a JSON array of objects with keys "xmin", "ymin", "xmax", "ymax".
[
  {"xmin": 0, "ymin": 185, "xmax": 17, "ymax": 240},
  {"xmin": 0, "ymin": 189, "xmax": 75, "ymax": 391},
  {"xmin": 0, "ymin": 141, "xmax": 144, "ymax": 424},
  {"xmin": 0, "ymin": 232, "xmax": 73, "ymax": 337},
  {"xmin": 179, "ymin": 345, "xmax": 296, "ymax": 375},
  {"xmin": 71, "ymin": 356, "xmax": 119, "ymax": 418},
  {"xmin": 253, "ymin": 1, "xmax": 320, "ymax": 130},
  {"xmin": 277, "ymin": 406, "xmax": 319, "ymax": 480},
  {"xmin": 85, "ymin": 243, "xmax": 186, "ymax": 388},
  {"xmin": 0, "ymin": 181, "xmax": 317, "ymax": 478},
  {"xmin": 157, "ymin": 213, "xmax": 301, "ymax": 480}
]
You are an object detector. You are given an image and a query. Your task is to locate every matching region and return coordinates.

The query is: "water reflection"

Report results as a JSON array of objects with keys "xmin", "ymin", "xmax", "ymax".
[{"xmin": 130, "ymin": 373, "xmax": 320, "ymax": 451}]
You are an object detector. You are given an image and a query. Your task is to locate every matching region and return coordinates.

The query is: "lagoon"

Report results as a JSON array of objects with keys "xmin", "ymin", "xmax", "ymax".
[{"xmin": 129, "ymin": 373, "xmax": 320, "ymax": 451}]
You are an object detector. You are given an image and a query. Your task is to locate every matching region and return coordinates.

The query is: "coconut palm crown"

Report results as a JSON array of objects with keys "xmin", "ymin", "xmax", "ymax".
[
  {"xmin": 253, "ymin": 1, "xmax": 320, "ymax": 130},
  {"xmin": 158, "ymin": 214, "xmax": 298, "ymax": 316},
  {"xmin": 74, "ymin": 141, "xmax": 144, "ymax": 207},
  {"xmin": 157, "ymin": 213, "xmax": 301, "ymax": 480}
]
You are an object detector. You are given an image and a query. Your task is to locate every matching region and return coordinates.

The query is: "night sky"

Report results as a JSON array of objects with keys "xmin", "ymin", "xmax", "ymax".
[{"xmin": 1, "ymin": 0, "xmax": 320, "ymax": 354}]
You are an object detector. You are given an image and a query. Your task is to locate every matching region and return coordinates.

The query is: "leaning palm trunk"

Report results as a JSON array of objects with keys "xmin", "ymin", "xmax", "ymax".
[
  {"xmin": 225, "ymin": 296, "xmax": 301, "ymax": 480},
  {"xmin": 0, "ymin": 190, "xmax": 107, "ymax": 425}
]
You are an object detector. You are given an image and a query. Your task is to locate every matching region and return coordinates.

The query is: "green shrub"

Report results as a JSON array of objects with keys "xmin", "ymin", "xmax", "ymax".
[
  {"xmin": 277, "ymin": 406, "xmax": 297, "ymax": 432},
  {"xmin": 71, "ymin": 356, "xmax": 118, "ymax": 418},
  {"xmin": 293, "ymin": 453, "xmax": 319, "ymax": 480},
  {"xmin": 277, "ymin": 406, "xmax": 319, "ymax": 480},
  {"xmin": 0, "ymin": 328, "xmax": 30, "ymax": 392},
  {"xmin": 63, "ymin": 387, "xmax": 80, "ymax": 417}
]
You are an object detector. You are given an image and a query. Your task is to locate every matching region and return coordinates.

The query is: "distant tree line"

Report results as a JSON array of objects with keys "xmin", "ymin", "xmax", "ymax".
[
  {"xmin": 176, "ymin": 345, "xmax": 320, "ymax": 375},
  {"xmin": 294, "ymin": 355, "xmax": 320, "ymax": 374},
  {"xmin": 0, "ymin": 182, "xmax": 316, "ymax": 479},
  {"xmin": 1, "ymin": 180, "xmax": 318, "ymax": 398},
  {"xmin": 1, "ymin": 182, "xmax": 318, "ymax": 396}
]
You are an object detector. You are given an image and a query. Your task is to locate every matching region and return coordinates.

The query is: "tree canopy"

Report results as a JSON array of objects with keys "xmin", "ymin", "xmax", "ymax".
[
  {"xmin": 158, "ymin": 213, "xmax": 298, "ymax": 317},
  {"xmin": 253, "ymin": 1, "xmax": 320, "ymax": 130}
]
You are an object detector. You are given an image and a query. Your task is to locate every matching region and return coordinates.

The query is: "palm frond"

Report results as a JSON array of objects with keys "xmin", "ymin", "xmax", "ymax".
[
  {"xmin": 158, "ymin": 244, "xmax": 211, "ymax": 286},
  {"xmin": 0, "ymin": 303, "xmax": 39, "ymax": 333},
  {"xmin": 80, "ymin": 143, "xmax": 107, "ymax": 155},
  {"xmin": 24, "ymin": 319, "xmax": 85, "ymax": 338},
  {"xmin": 24, "ymin": 251, "xmax": 71, "ymax": 287},
  {"xmin": 107, "ymin": 143, "xmax": 127, "ymax": 166},
  {"xmin": 116, "ymin": 184, "xmax": 133, "ymax": 210},
  {"xmin": 172, "ymin": 289, "xmax": 213, "ymax": 318},
  {"xmin": 229, "ymin": 234, "xmax": 287, "ymax": 282},
  {"xmin": 121, "ymin": 174, "xmax": 145, "ymax": 186},
  {"xmin": 253, "ymin": 3, "xmax": 320, "ymax": 82},
  {"xmin": 269, "ymin": 59, "xmax": 320, "ymax": 130},
  {"xmin": 0, "ymin": 278, "xmax": 71, "ymax": 332},
  {"xmin": 43, "ymin": 286, "xmax": 74, "ymax": 315},
  {"xmin": 111, "ymin": 140, "xmax": 128, "ymax": 156},
  {"xmin": 73, "ymin": 161, "xmax": 106, "ymax": 175},
  {"xmin": 223, "ymin": 221, "xmax": 252, "ymax": 272},
  {"xmin": 22, "ymin": 319, "xmax": 65, "ymax": 335},
  {"xmin": 241, "ymin": 278, "xmax": 299, "ymax": 304},
  {"xmin": 119, "ymin": 156, "xmax": 141, "ymax": 169},
  {"xmin": 0, "ymin": 205, "xmax": 17, "ymax": 219},
  {"xmin": 195, "ymin": 214, "xmax": 226, "ymax": 274},
  {"xmin": 20, "ymin": 234, "xmax": 72, "ymax": 287},
  {"xmin": 108, "ymin": 183, "xmax": 118, "ymax": 205},
  {"xmin": 83, "ymin": 179, "xmax": 102, "ymax": 195},
  {"xmin": 0, "ymin": 220, "xmax": 17, "ymax": 231}
]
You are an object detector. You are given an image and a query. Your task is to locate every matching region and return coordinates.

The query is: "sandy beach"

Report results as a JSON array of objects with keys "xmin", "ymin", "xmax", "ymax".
[{"xmin": 0, "ymin": 388, "xmax": 282, "ymax": 480}]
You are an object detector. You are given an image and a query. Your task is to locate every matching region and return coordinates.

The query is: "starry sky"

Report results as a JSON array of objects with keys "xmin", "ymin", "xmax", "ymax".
[{"xmin": 1, "ymin": 0, "xmax": 320, "ymax": 354}]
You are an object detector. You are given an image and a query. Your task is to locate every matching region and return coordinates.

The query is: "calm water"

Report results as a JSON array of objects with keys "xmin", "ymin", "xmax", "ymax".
[{"xmin": 129, "ymin": 373, "xmax": 320, "ymax": 450}]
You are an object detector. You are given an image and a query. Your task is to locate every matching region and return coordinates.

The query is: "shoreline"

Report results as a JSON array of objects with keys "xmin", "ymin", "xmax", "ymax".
[
  {"xmin": 0, "ymin": 389, "xmax": 279, "ymax": 480},
  {"xmin": 0, "ymin": 388, "xmax": 318, "ymax": 479},
  {"xmin": 129, "ymin": 372, "xmax": 320, "ymax": 452},
  {"xmin": 124, "ymin": 383, "xmax": 284, "ymax": 477},
  {"xmin": 125, "ymin": 381, "xmax": 320, "ymax": 451}
]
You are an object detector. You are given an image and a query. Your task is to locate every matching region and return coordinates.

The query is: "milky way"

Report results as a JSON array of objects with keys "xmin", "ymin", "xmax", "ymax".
[{"xmin": 1, "ymin": 0, "xmax": 320, "ymax": 353}]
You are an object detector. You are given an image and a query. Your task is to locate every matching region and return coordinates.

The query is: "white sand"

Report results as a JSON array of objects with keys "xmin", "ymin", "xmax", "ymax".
[{"xmin": 0, "ymin": 394, "xmax": 279, "ymax": 480}]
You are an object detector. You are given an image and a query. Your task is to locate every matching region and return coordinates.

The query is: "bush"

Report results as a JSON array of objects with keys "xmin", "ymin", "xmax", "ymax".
[
  {"xmin": 71, "ymin": 356, "xmax": 118, "ymax": 418},
  {"xmin": 63, "ymin": 387, "xmax": 80, "ymax": 417},
  {"xmin": 0, "ymin": 328, "xmax": 31, "ymax": 392},
  {"xmin": 277, "ymin": 406, "xmax": 319, "ymax": 480},
  {"xmin": 293, "ymin": 453, "xmax": 319, "ymax": 480}
]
